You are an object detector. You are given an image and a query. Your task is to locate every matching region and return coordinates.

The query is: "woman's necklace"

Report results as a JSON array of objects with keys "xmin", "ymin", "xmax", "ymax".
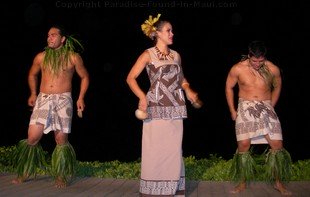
[{"xmin": 155, "ymin": 46, "xmax": 174, "ymax": 60}]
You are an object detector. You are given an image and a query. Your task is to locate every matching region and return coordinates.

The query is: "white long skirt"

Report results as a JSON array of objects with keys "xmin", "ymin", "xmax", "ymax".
[{"xmin": 139, "ymin": 119, "xmax": 185, "ymax": 196}]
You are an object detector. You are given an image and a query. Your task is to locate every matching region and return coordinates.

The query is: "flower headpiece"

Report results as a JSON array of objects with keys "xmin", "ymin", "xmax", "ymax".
[{"xmin": 141, "ymin": 13, "xmax": 161, "ymax": 39}]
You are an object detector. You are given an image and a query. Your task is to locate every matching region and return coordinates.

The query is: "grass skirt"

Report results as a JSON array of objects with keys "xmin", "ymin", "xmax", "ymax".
[
  {"xmin": 229, "ymin": 151, "xmax": 256, "ymax": 183},
  {"xmin": 50, "ymin": 143, "xmax": 77, "ymax": 183},
  {"xmin": 265, "ymin": 148, "xmax": 292, "ymax": 183},
  {"xmin": 12, "ymin": 139, "xmax": 47, "ymax": 178}
]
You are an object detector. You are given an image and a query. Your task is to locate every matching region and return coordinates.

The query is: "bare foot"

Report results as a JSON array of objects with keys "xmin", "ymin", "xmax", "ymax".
[
  {"xmin": 11, "ymin": 175, "xmax": 28, "ymax": 184},
  {"xmin": 230, "ymin": 182, "xmax": 246, "ymax": 194},
  {"xmin": 55, "ymin": 177, "xmax": 67, "ymax": 188},
  {"xmin": 274, "ymin": 182, "xmax": 292, "ymax": 196}
]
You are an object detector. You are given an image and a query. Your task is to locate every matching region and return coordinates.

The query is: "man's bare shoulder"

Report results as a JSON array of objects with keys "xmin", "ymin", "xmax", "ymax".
[
  {"xmin": 231, "ymin": 59, "xmax": 248, "ymax": 70},
  {"xmin": 265, "ymin": 60, "xmax": 277, "ymax": 68},
  {"xmin": 69, "ymin": 52, "xmax": 83, "ymax": 64},
  {"xmin": 35, "ymin": 51, "xmax": 45, "ymax": 58},
  {"xmin": 265, "ymin": 60, "xmax": 280, "ymax": 72},
  {"xmin": 33, "ymin": 51, "xmax": 45, "ymax": 63},
  {"xmin": 69, "ymin": 51, "xmax": 80, "ymax": 59}
]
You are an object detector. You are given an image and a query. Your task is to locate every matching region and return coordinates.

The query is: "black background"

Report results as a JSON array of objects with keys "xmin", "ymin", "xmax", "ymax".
[{"xmin": 1, "ymin": 0, "xmax": 309, "ymax": 162}]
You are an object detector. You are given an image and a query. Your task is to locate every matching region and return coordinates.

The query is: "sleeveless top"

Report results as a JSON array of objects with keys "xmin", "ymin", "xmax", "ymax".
[{"xmin": 145, "ymin": 47, "xmax": 187, "ymax": 120}]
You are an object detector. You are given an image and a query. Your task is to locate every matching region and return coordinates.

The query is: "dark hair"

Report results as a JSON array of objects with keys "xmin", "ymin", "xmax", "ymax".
[
  {"xmin": 50, "ymin": 24, "xmax": 68, "ymax": 37},
  {"xmin": 154, "ymin": 20, "xmax": 170, "ymax": 32},
  {"xmin": 151, "ymin": 20, "xmax": 171, "ymax": 44},
  {"xmin": 248, "ymin": 40, "xmax": 267, "ymax": 58}
]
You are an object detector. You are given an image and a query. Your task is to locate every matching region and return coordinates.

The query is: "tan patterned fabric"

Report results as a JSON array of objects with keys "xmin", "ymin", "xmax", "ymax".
[
  {"xmin": 140, "ymin": 119, "xmax": 185, "ymax": 196},
  {"xmin": 30, "ymin": 92, "xmax": 73, "ymax": 134},
  {"xmin": 236, "ymin": 98, "xmax": 283, "ymax": 144}
]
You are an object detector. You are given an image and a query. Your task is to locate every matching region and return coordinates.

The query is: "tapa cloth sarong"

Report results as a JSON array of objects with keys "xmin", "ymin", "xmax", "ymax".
[
  {"xmin": 235, "ymin": 98, "xmax": 283, "ymax": 144},
  {"xmin": 30, "ymin": 92, "xmax": 73, "ymax": 134},
  {"xmin": 140, "ymin": 119, "xmax": 185, "ymax": 196},
  {"xmin": 145, "ymin": 47, "xmax": 187, "ymax": 121}
]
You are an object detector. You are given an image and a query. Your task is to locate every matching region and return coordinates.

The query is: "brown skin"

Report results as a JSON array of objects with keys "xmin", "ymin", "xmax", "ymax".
[
  {"xmin": 12, "ymin": 27, "xmax": 89, "ymax": 188},
  {"xmin": 225, "ymin": 56, "xmax": 291, "ymax": 195}
]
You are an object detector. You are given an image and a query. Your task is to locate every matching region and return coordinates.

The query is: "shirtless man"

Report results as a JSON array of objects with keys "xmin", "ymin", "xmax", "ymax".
[
  {"xmin": 225, "ymin": 40, "xmax": 292, "ymax": 195},
  {"xmin": 12, "ymin": 25, "xmax": 89, "ymax": 188}
]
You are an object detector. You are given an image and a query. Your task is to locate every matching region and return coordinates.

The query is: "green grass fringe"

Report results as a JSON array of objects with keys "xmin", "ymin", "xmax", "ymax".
[
  {"xmin": 50, "ymin": 143, "xmax": 77, "ymax": 183},
  {"xmin": 11, "ymin": 139, "xmax": 47, "ymax": 178},
  {"xmin": 265, "ymin": 148, "xmax": 292, "ymax": 183},
  {"xmin": 229, "ymin": 151, "xmax": 256, "ymax": 183}
]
